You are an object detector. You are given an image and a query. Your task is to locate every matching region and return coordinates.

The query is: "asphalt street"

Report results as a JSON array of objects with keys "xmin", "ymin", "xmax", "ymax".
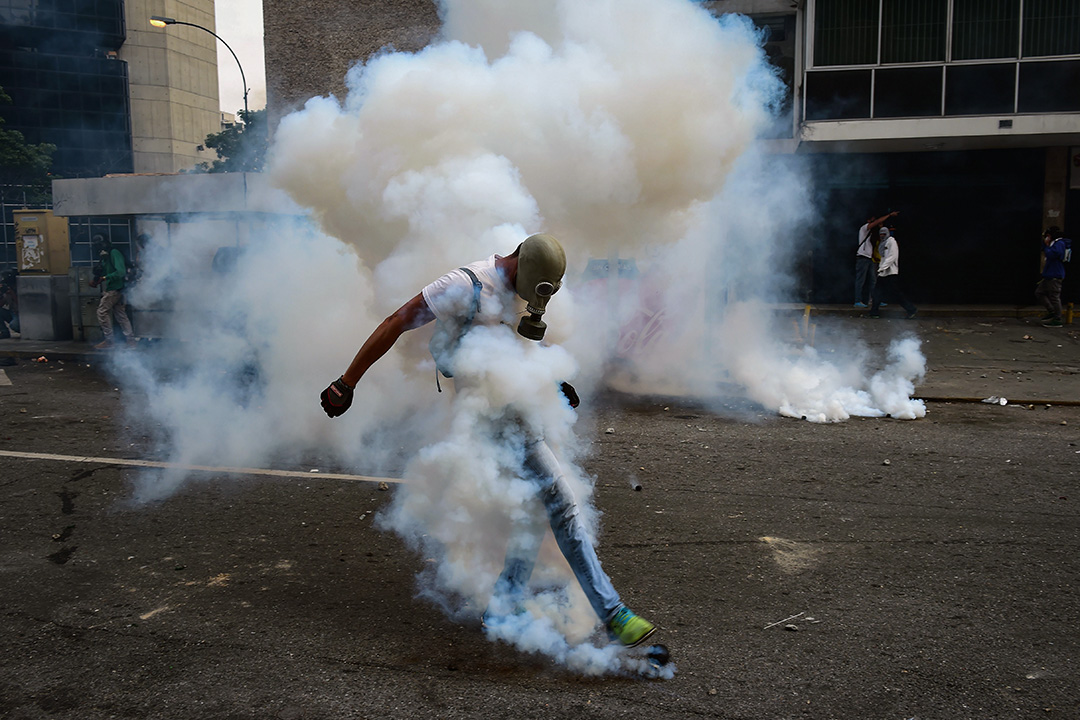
[{"xmin": 1, "ymin": 314, "xmax": 1078, "ymax": 719}]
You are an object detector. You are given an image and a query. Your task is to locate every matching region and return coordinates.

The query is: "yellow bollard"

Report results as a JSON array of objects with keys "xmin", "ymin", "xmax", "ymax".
[{"xmin": 1066, "ymin": 302, "xmax": 1074, "ymax": 325}]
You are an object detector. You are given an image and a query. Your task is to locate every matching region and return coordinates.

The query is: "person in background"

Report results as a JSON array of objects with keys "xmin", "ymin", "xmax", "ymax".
[
  {"xmin": 855, "ymin": 210, "xmax": 898, "ymax": 308},
  {"xmin": 1036, "ymin": 226, "xmax": 1070, "ymax": 328},
  {"xmin": 0, "ymin": 269, "xmax": 18, "ymax": 338},
  {"xmin": 869, "ymin": 222, "xmax": 917, "ymax": 320},
  {"xmin": 91, "ymin": 235, "xmax": 136, "ymax": 349}
]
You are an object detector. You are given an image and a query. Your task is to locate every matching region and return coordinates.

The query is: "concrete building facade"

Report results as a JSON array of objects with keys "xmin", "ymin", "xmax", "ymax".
[
  {"xmin": 0, "ymin": 0, "xmax": 223, "ymax": 179},
  {"xmin": 263, "ymin": 0, "xmax": 440, "ymax": 129},
  {"xmin": 122, "ymin": 0, "xmax": 223, "ymax": 174}
]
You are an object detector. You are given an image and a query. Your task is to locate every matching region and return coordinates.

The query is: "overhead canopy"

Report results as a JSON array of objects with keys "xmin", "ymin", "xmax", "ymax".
[{"xmin": 51, "ymin": 173, "xmax": 304, "ymax": 218}]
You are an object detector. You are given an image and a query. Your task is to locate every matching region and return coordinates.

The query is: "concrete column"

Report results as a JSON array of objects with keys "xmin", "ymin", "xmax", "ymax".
[{"xmin": 1044, "ymin": 147, "xmax": 1068, "ymax": 232}]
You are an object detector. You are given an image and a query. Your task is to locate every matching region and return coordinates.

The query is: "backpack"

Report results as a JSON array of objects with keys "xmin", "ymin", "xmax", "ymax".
[
  {"xmin": 428, "ymin": 267, "xmax": 482, "ymax": 390},
  {"xmin": 124, "ymin": 254, "xmax": 140, "ymax": 285}
]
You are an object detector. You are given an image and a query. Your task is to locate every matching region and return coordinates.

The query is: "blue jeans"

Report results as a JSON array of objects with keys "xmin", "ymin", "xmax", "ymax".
[
  {"xmin": 855, "ymin": 256, "xmax": 877, "ymax": 304},
  {"xmin": 492, "ymin": 437, "xmax": 623, "ymax": 623}
]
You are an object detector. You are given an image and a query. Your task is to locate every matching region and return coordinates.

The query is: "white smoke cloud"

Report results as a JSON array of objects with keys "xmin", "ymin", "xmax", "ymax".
[{"xmin": 111, "ymin": 0, "xmax": 928, "ymax": 676}]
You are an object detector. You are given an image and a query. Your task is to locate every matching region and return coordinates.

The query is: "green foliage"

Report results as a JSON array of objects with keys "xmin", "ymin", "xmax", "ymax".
[
  {"xmin": 0, "ymin": 86, "xmax": 56, "ymax": 190},
  {"xmin": 195, "ymin": 108, "xmax": 268, "ymax": 173}
]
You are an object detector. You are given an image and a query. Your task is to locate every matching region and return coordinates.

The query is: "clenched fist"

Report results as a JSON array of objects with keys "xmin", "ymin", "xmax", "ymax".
[{"xmin": 320, "ymin": 376, "xmax": 354, "ymax": 417}]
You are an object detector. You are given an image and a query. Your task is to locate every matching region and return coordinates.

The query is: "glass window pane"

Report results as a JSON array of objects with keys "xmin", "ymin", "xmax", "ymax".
[
  {"xmin": 945, "ymin": 64, "xmax": 1016, "ymax": 114},
  {"xmin": 1023, "ymin": 0, "xmax": 1080, "ymax": 57},
  {"xmin": 952, "ymin": 0, "xmax": 1019, "ymax": 60},
  {"xmin": 1018, "ymin": 60, "xmax": 1080, "ymax": 111},
  {"xmin": 814, "ymin": 0, "xmax": 879, "ymax": 66},
  {"xmin": 805, "ymin": 69, "xmax": 873, "ymax": 119},
  {"xmin": 874, "ymin": 66, "xmax": 942, "ymax": 117},
  {"xmin": 881, "ymin": 0, "xmax": 947, "ymax": 63}
]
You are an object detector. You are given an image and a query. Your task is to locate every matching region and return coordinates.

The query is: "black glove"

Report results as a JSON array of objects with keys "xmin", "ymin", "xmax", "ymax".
[
  {"xmin": 320, "ymin": 376, "xmax": 354, "ymax": 418},
  {"xmin": 560, "ymin": 381, "xmax": 579, "ymax": 409}
]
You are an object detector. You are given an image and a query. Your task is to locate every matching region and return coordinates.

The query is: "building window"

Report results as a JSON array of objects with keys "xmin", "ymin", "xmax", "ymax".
[
  {"xmin": 1017, "ymin": 59, "xmax": 1080, "ymax": 111},
  {"xmin": 952, "ymin": 0, "xmax": 1020, "ymax": 60},
  {"xmin": 813, "ymin": 0, "xmax": 879, "ymax": 66},
  {"xmin": 69, "ymin": 217, "xmax": 133, "ymax": 268},
  {"xmin": 875, "ymin": 66, "xmax": 942, "ymax": 116},
  {"xmin": 1022, "ymin": 0, "xmax": 1080, "ymax": 57},
  {"xmin": 807, "ymin": 0, "xmax": 1080, "ymax": 121},
  {"xmin": 945, "ymin": 64, "xmax": 1016, "ymax": 114},
  {"xmin": 881, "ymin": 0, "xmax": 947, "ymax": 63},
  {"xmin": 805, "ymin": 69, "xmax": 872, "ymax": 120}
]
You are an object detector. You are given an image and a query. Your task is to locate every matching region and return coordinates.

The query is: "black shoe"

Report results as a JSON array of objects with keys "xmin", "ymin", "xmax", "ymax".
[
  {"xmin": 868, "ymin": 314, "xmax": 880, "ymax": 319},
  {"xmin": 905, "ymin": 311, "xmax": 918, "ymax": 319}
]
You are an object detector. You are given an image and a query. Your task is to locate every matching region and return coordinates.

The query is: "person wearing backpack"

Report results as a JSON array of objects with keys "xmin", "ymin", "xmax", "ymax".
[
  {"xmin": 318, "ymin": 233, "xmax": 659, "ymax": 650},
  {"xmin": 91, "ymin": 235, "xmax": 136, "ymax": 348},
  {"xmin": 854, "ymin": 210, "xmax": 899, "ymax": 307},
  {"xmin": 1036, "ymin": 226, "xmax": 1070, "ymax": 328}
]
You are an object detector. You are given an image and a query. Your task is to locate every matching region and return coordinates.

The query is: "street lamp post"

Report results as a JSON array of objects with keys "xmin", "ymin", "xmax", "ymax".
[{"xmin": 149, "ymin": 15, "xmax": 249, "ymax": 120}]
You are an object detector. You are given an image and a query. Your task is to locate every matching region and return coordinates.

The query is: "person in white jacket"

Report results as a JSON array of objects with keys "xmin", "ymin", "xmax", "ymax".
[{"xmin": 869, "ymin": 225, "xmax": 917, "ymax": 319}]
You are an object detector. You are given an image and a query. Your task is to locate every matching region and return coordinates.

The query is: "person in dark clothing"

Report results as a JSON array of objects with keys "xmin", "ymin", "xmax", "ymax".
[
  {"xmin": 0, "ymin": 270, "xmax": 18, "ymax": 338},
  {"xmin": 1036, "ymin": 226, "xmax": 1069, "ymax": 328}
]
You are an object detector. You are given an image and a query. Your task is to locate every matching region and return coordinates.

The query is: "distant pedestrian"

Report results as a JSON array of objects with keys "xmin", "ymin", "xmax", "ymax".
[
  {"xmin": 855, "ymin": 210, "xmax": 898, "ymax": 307},
  {"xmin": 0, "ymin": 269, "xmax": 18, "ymax": 338},
  {"xmin": 869, "ymin": 224, "xmax": 917, "ymax": 319},
  {"xmin": 91, "ymin": 236, "xmax": 136, "ymax": 349},
  {"xmin": 1036, "ymin": 226, "xmax": 1070, "ymax": 328}
]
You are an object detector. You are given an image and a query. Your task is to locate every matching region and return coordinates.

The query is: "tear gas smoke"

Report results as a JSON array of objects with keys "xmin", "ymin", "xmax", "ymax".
[{"xmin": 114, "ymin": 0, "xmax": 926, "ymax": 676}]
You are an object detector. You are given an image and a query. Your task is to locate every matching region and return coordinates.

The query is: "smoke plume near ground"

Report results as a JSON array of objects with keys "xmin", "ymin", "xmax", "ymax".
[{"xmin": 114, "ymin": 0, "xmax": 927, "ymax": 675}]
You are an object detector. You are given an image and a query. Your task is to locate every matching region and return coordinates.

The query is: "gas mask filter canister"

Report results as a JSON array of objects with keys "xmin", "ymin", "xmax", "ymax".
[{"xmin": 514, "ymin": 233, "xmax": 566, "ymax": 341}]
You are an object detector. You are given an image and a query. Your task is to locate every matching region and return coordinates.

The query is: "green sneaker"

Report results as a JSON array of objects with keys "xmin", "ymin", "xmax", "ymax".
[
  {"xmin": 606, "ymin": 606, "xmax": 656, "ymax": 647},
  {"xmin": 1042, "ymin": 318, "xmax": 1063, "ymax": 328}
]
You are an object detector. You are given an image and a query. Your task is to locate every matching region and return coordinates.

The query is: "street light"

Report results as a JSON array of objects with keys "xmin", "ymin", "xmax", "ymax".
[{"xmin": 149, "ymin": 15, "xmax": 249, "ymax": 120}]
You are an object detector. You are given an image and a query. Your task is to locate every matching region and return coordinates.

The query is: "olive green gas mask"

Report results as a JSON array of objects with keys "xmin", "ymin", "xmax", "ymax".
[{"xmin": 514, "ymin": 233, "xmax": 566, "ymax": 341}]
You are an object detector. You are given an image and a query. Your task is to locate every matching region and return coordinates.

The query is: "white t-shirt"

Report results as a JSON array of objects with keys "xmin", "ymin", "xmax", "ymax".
[
  {"xmin": 421, "ymin": 254, "xmax": 526, "ymax": 328},
  {"xmin": 856, "ymin": 223, "xmax": 875, "ymax": 258},
  {"xmin": 421, "ymin": 255, "xmax": 528, "ymax": 375}
]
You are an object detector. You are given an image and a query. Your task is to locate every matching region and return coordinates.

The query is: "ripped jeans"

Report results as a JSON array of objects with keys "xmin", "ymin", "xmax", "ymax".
[{"xmin": 492, "ymin": 436, "xmax": 623, "ymax": 624}]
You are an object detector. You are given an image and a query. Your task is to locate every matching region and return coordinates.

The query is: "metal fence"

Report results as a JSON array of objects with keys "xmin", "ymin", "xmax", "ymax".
[{"xmin": 1, "ymin": 184, "xmax": 133, "ymax": 273}]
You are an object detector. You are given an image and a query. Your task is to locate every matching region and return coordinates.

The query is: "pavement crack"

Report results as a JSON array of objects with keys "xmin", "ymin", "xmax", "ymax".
[{"xmin": 69, "ymin": 466, "xmax": 106, "ymax": 481}]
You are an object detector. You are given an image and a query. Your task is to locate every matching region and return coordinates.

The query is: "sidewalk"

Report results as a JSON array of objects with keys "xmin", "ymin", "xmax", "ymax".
[{"xmin": 3, "ymin": 305, "xmax": 1077, "ymax": 403}]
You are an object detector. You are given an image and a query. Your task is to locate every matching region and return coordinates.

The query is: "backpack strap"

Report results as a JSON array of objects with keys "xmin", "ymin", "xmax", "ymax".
[
  {"xmin": 435, "ymin": 267, "xmax": 483, "ymax": 392},
  {"xmin": 460, "ymin": 267, "xmax": 482, "ymax": 328}
]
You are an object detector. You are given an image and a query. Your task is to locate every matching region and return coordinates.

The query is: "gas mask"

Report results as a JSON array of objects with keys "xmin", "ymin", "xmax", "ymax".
[{"xmin": 514, "ymin": 233, "xmax": 566, "ymax": 341}]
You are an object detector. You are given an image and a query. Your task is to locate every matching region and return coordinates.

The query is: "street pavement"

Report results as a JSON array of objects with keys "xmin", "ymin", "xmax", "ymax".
[{"xmin": 1, "ymin": 308, "xmax": 1078, "ymax": 719}]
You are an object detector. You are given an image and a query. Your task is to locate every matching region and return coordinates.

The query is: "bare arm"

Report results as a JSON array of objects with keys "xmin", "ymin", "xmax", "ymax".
[
  {"xmin": 341, "ymin": 293, "xmax": 436, "ymax": 387},
  {"xmin": 867, "ymin": 210, "xmax": 899, "ymax": 233}
]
